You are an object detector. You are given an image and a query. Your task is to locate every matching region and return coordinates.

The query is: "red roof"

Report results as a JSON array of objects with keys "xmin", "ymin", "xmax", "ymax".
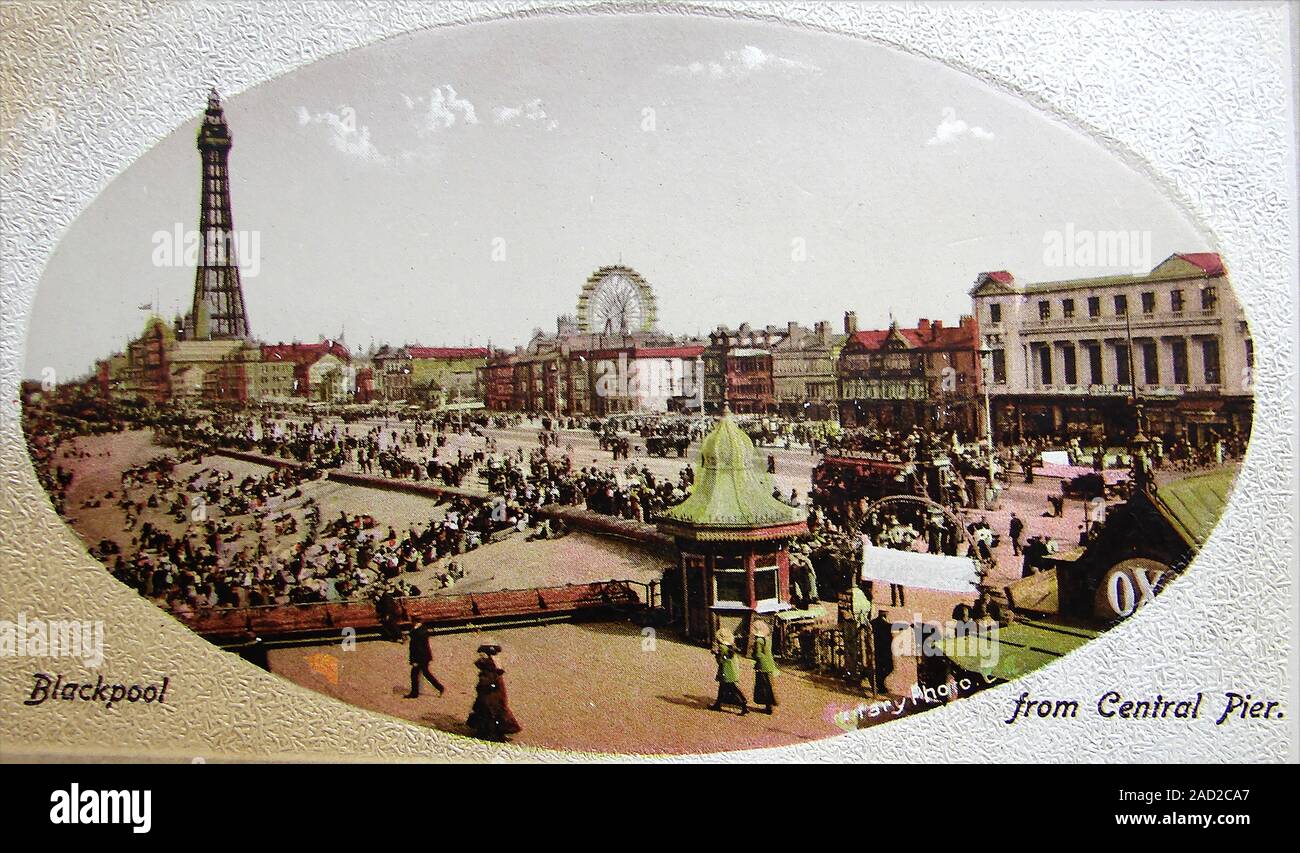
[
  {"xmin": 1175, "ymin": 253, "xmax": 1225, "ymax": 277},
  {"xmin": 847, "ymin": 320, "xmax": 977, "ymax": 352},
  {"xmin": 846, "ymin": 329, "xmax": 889, "ymax": 349},
  {"xmin": 983, "ymin": 270, "xmax": 1015, "ymax": 284},
  {"xmin": 262, "ymin": 341, "xmax": 351, "ymax": 364},
  {"xmin": 406, "ymin": 346, "xmax": 489, "ymax": 360}
]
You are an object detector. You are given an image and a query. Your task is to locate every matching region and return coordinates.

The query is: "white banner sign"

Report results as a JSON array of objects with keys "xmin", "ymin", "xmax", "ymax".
[{"xmin": 860, "ymin": 539, "xmax": 980, "ymax": 594}]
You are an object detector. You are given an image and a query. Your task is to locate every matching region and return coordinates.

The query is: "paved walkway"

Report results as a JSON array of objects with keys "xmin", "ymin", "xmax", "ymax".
[{"xmin": 268, "ymin": 620, "xmax": 885, "ymax": 755}]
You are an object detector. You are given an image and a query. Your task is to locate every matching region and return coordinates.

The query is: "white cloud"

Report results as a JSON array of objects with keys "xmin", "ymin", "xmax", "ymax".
[
  {"xmin": 403, "ymin": 84, "xmax": 478, "ymax": 134},
  {"xmin": 492, "ymin": 98, "xmax": 557, "ymax": 130},
  {"xmin": 665, "ymin": 44, "xmax": 821, "ymax": 79},
  {"xmin": 296, "ymin": 105, "xmax": 386, "ymax": 163},
  {"xmin": 926, "ymin": 107, "xmax": 995, "ymax": 146}
]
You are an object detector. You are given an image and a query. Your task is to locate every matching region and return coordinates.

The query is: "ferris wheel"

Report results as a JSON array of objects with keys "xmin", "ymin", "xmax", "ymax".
[{"xmin": 577, "ymin": 265, "xmax": 657, "ymax": 334}]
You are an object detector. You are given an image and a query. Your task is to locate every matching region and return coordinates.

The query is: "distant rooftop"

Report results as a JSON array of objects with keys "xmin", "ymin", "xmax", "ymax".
[{"xmin": 973, "ymin": 252, "xmax": 1227, "ymax": 296}]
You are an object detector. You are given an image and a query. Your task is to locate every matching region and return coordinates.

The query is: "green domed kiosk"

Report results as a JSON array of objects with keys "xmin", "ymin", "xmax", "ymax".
[{"xmin": 658, "ymin": 406, "xmax": 808, "ymax": 645}]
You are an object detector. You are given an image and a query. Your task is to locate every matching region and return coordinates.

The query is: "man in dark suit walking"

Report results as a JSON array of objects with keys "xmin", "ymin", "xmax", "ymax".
[
  {"xmin": 404, "ymin": 620, "xmax": 445, "ymax": 699},
  {"xmin": 870, "ymin": 610, "xmax": 895, "ymax": 694}
]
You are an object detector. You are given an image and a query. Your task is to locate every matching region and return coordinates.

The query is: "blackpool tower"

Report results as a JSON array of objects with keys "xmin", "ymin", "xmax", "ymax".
[{"xmin": 187, "ymin": 88, "xmax": 251, "ymax": 340}]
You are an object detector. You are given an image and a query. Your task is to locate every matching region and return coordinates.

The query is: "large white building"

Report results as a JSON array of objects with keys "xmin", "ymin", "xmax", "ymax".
[
  {"xmin": 969, "ymin": 253, "xmax": 1252, "ymax": 446},
  {"xmin": 308, "ymin": 353, "xmax": 352, "ymax": 403}
]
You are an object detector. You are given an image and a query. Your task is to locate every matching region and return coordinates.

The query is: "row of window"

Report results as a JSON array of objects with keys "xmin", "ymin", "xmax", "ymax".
[
  {"xmin": 729, "ymin": 359, "xmax": 771, "ymax": 374},
  {"xmin": 689, "ymin": 553, "xmax": 781, "ymax": 607},
  {"xmin": 988, "ymin": 287, "xmax": 1217, "ymax": 325},
  {"xmin": 772, "ymin": 359, "xmax": 835, "ymax": 374},
  {"xmin": 989, "ymin": 337, "xmax": 1223, "ymax": 387}
]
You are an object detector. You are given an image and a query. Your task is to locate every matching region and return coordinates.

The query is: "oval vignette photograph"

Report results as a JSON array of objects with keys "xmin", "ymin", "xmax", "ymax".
[{"xmin": 20, "ymin": 13, "xmax": 1255, "ymax": 756}]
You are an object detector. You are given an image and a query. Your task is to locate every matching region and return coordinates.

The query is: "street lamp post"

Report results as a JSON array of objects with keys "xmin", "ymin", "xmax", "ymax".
[{"xmin": 979, "ymin": 343, "xmax": 996, "ymax": 501}]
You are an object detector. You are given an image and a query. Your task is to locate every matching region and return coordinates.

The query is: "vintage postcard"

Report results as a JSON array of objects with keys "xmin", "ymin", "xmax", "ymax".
[{"xmin": 1, "ymin": 0, "xmax": 1296, "ymax": 780}]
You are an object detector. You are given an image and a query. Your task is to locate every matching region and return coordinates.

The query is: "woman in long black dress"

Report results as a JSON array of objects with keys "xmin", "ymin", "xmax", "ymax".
[{"xmin": 467, "ymin": 644, "xmax": 522, "ymax": 742}]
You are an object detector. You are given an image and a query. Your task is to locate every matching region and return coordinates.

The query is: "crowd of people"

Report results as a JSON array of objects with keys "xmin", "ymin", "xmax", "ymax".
[
  {"xmin": 98, "ymin": 456, "xmax": 439, "ymax": 614},
  {"xmin": 24, "ymin": 395, "xmax": 744, "ymax": 628},
  {"xmin": 14, "ymin": 397, "xmax": 1071, "ymax": 627},
  {"xmin": 23, "ymin": 392, "xmax": 1244, "ymax": 655},
  {"xmin": 21, "ymin": 401, "xmax": 553, "ymax": 617},
  {"xmin": 180, "ymin": 409, "xmax": 716, "ymax": 534}
]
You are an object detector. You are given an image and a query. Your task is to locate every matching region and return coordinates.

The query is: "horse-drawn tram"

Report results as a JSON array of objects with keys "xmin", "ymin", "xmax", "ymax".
[{"xmin": 813, "ymin": 450, "xmax": 955, "ymax": 506}]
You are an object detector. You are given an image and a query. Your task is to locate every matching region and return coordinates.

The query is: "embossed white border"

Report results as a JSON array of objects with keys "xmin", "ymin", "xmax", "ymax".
[{"xmin": 1, "ymin": 1, "xmax": 1295, "ymax": 763}]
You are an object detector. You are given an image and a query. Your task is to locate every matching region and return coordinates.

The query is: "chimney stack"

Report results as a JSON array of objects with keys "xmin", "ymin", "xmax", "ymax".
[{"xmin": 844, "ymin": 311, "xmax": 858, "ymax": 335}]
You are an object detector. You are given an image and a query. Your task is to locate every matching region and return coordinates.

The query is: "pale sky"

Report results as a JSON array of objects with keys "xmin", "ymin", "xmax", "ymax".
[{"xmin": 25, "ymin": 13, "xmax": 1208, "ymax": 380}]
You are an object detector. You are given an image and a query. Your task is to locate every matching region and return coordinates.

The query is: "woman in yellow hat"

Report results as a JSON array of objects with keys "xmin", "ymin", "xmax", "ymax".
[
  {"xmin": 750, "ymin": 620, "xmax": 779, "ymax": 715},
  {"xmin": 709, "ymin": 628, "xmax": 748, "ymax": 715}
]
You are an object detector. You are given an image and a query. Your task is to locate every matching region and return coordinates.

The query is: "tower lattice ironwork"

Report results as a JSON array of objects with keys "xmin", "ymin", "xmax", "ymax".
[{"xmin": 189, "ymin": 88, "xmax": 250, "ymax": 340}]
